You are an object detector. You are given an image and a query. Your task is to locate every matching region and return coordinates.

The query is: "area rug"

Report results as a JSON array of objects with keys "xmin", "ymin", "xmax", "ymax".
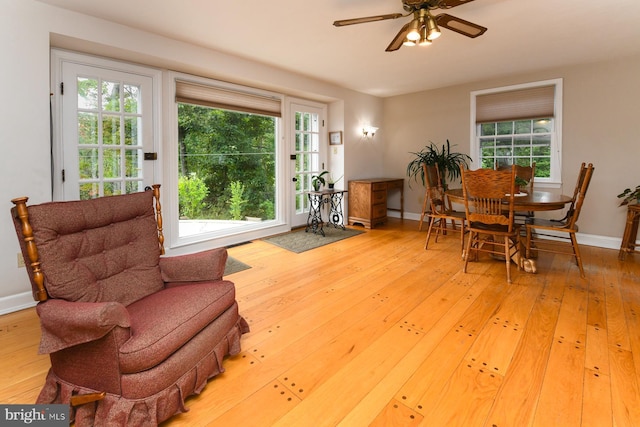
[
  {"xmin": 263, "ymin": 226, "xmax": 365, "ymax": 253},
  {"xmin": 224, "ymin": 256, "xmax": 252, "ymax": 276}
]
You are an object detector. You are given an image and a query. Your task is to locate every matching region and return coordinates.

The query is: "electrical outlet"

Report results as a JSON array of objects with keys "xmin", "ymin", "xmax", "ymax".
[{"xmin": 17, "ymin": 253, "xmax": 25, "ymax": 268}]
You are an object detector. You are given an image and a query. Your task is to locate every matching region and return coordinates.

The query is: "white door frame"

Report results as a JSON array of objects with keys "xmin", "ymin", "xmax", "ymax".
[
  {"xmin": 50, "ymin": 49, "xmax": 162, "ymax": 201},
  {"xmin": 287, "ymin": 99, "xmax": 327, "ymax": 228}
]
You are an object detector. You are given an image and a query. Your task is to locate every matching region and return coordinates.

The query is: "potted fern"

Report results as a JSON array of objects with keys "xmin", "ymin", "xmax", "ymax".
[{"xmin": 406, "ymin": 140, "xmax": 471, "ymax": 189}]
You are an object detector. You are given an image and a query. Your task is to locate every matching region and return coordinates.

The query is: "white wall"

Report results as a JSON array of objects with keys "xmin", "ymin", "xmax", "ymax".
[
  {"xmin": 0, "ymin": 0, "xmax": 384, "ymax": 311},
  {"xmin": 344, "ymin": 93, "xmax": 385, "ymax": 182},
  {"xmin": 1, "ymin": 1, "xmax": 54, "ymax": 312}
]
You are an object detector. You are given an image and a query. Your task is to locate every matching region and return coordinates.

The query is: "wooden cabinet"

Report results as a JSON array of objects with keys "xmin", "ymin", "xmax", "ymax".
[{"xmin": 348, "ymin": 178, "xmax": 403, "ymax": 229}]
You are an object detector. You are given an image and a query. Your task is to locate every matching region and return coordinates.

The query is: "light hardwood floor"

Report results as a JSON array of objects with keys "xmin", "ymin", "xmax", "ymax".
[{"xmin": 2, "ymin": 218, "xmax": 639, "ymax": 426}]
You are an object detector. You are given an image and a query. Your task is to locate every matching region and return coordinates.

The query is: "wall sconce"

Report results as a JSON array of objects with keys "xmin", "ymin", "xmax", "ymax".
[{"xmin": 362, "ymin": 126, "xmax": 378, "ymax": 138}]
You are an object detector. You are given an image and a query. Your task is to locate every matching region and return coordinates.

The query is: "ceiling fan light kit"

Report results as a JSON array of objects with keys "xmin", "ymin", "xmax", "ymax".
[
  {"xmin": 333, "ymin": 0, "xmax": 487, "ymax": 52},
  {"xmin": 425, "ymin": 14, "xmax": 441, "ymax": 40},
  {"xmin": 418, "ymin": 28, "xmax": 433, "ymax": 46}
]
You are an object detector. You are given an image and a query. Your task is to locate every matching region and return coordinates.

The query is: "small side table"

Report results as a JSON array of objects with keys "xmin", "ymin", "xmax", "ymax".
[
  {"xmin": 306, "ymin": 189, "xmax": 348, "ymax": 236},
  {"xmin": 619, "ymin": 204, "xmax": 640, "ymax": 260}
]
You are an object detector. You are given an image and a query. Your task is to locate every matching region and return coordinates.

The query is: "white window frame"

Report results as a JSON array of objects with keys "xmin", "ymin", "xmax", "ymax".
[
  {"xmin": 164, "ymin": 71, "xmax": 289, "ymax": 250},
  {"xmin": 470, "ymin": 79, "xmax": 563, "ymax": 188}
]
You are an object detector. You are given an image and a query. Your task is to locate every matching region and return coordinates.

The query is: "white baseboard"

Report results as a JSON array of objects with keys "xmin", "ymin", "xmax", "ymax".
[
  {"xmin": 388, "ymin": 210, "xmax": 625, "ymax": 250},
  {"xmin": 574, "ymin": 232, "xmax": 621, "ymax": 250},
  {"xmin": 0, "ymin": 291, "xmax": 37, "ymax": 315},
  {"xmin": 393, "ymin": 211, "xmax": 422, "ymax": 222}
]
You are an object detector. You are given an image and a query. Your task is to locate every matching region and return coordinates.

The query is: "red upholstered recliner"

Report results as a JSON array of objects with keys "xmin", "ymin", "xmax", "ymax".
[{"xmin": 11, "ymin": 185, "xmax": 249, "ymax": 426}]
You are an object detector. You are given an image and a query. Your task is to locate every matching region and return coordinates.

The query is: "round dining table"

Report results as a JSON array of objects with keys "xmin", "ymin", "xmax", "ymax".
[
  {"xmin": 446, "ymin": 188, "xmax": 573, "ymax": 274},
  {"xmin": 445, "ymin": 188, "xmax": 573, "ymax": 212}
]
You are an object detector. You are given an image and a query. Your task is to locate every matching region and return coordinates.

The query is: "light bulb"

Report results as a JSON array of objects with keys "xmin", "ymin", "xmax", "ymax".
[{"xmin": 406, "ymin": 19, "xmax": 421, "ymax": 41}]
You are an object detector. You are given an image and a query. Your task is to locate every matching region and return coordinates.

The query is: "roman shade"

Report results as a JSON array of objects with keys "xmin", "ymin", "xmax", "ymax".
[
  {"xmin": 476, "ymin": 85, "xmax": 555, "ymax": 123},
  {"xmin": 175, "ymin": 79, "xmax": 282, "ymax": 117}
]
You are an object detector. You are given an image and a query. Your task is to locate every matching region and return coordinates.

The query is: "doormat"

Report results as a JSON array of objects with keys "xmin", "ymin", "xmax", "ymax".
[
  {"xmin": 224, "ymin": 256, "xmax": 252, "ymax": 276},
  {"xmin": 263, "ymin": 227, "xmax": 365, "ymax": 253}
]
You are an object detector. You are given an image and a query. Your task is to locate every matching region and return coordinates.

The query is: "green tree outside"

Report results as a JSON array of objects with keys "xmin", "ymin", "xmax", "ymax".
[{"xmin": 177, "ymin": 104, "xmax": 276, "ymax": 221}]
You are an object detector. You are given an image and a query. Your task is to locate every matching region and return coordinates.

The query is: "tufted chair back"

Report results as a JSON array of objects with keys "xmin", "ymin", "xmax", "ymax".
[{"xmin": 12, "ymin": 190, "xmax": 164, "ymax": 306}]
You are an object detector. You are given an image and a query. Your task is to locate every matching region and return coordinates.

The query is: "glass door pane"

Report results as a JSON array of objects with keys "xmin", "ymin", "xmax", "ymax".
[
  {"xmin": 60, "ymin": 58, "xmax": 155, "ymax": 200},
  {"xmin": 294, "ymin": 111, "xmax": 320, "ymax": 213},
  {"xmin": 290, "ymin": 102, "xmax": 325, "ymax": 228},
  {"xmin": 76, "ymin": 78, "xmax": 143, "ymax": 198}
]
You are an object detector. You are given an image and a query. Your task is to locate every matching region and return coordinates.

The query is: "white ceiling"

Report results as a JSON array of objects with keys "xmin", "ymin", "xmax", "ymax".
[{"xmin": 38, "ymin": 0, "xmax": 640, "ymax": 97}]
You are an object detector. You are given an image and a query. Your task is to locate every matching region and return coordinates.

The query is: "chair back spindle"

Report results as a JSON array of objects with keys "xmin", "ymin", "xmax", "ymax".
[{"xmin": 11, "ymin": 197, "xmax": 48, "ymax": 301}]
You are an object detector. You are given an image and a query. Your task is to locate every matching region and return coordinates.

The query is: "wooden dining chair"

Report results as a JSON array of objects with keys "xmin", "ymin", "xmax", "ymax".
[
  {"xmin": 418, "ymin": 164, "xmax": 441, "ymax": 231},
  {"xmin": 496, "ymin": 162, "xmax": 535, "ymax": 191},
  {"xmin": 525, "ymin": 163, "xmax": 595, "ymax": 278},
  {"xmin": 423, "ymin": 163, "xmax": 467, "ymax": 252},
  {"xmin": 549, "ymin": 162, "xmax": 589, "ymax": 223},
  {"xmin": 497, "ymin": 162, "xmax": 536, "ymax": 223},
  {"xmin": 461, "ymin": 165, "xmax": 521, "ymax": 284}
]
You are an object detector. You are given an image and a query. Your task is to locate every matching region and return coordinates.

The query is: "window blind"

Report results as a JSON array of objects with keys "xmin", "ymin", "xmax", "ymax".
[
  {"xmin": 476, "ymin": 85, "xmax": 555, "ymax": 123},
  {"xmin": 175, "ymin": 80, "xmax": 282, "ymax": 117}
]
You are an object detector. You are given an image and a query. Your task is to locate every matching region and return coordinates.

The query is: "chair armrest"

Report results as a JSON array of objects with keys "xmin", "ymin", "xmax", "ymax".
[
  {"xmin": 36, "ymin": 300, "xmax": 130, "ymax": 354},
  {"xmin": 159, "ymin": 248, "xmax": 228, "ymax": 283}
]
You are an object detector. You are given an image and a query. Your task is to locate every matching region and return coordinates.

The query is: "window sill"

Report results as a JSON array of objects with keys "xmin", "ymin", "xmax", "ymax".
[{"xmin": 534, "ymin": 181, "xmax": 561, "ymax": 189}]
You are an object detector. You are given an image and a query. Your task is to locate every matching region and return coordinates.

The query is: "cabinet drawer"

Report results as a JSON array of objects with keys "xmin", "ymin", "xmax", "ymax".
[
  {"xmin": 372, "ymin": 190, "xmax": 386, "ymax": 204},
  {"xmin": 372, "ymin": 203, "xmax": 387, "ymax": 218},
  {"xmin": 372, "ymin": 183, "xmax": 387, "ymax": 191}
]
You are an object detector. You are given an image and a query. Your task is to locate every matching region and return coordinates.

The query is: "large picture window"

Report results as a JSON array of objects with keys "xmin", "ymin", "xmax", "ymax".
[
  {"xmin": 471, "ymin": 79, "xmax": 562, "ymax": 185},
  {"xmin": 174, "ymin": 78, "xmax": 282, "ymax": 238}
]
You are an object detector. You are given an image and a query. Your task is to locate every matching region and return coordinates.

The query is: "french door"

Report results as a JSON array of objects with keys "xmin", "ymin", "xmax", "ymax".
[
  {"xmin": 290, "ymin": 102, "xmax": 326, "ymax": 227},
  {"xmin": 52, "ymin": 50, "xmax": 159, "ymax": 200}
]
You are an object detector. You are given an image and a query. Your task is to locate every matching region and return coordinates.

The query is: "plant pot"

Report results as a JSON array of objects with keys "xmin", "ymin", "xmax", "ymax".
[{"xmin": 328, "ymin": 183, "xmax": 335, "ymax": 189}]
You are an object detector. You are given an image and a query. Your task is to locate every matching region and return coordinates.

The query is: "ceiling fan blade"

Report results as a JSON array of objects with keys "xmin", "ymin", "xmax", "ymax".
[
  {"xmin": 385, "ymin": 22, "xmax": 412, "ymax": 52},
  {"xmin": 333, "ymin": 13, "xmax": 403, "ymax": 27},
  {"xmin": 436, "ymin": 0, "xmax": 477, "ymax": 8},
  {"xmin": 436, "ymin": 13, "xmax": 487, "ymax": 38}
]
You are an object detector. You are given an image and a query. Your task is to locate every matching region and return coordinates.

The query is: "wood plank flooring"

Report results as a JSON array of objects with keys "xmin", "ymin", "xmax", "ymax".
[{"xmin": 1, "ymin": 218, "xmax": 639, "ymax": 426}]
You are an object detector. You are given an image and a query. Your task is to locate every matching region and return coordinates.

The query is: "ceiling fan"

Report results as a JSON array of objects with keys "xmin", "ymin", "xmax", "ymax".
[{"xmin": 333, "ymin": 0, "xmax": 487, "ymax": 52}]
